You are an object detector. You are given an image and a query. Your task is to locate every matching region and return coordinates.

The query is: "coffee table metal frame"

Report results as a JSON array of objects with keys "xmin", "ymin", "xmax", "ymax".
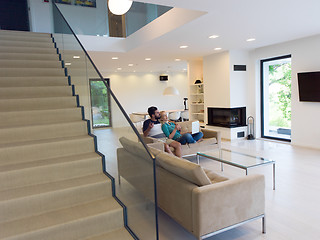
[{"xmin": 197, "ymin": 148, "xmax": 276, "ymax": 190}]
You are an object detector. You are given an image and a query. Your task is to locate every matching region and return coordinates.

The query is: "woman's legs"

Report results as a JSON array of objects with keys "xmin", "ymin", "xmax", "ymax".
[
  {"xmin": 177, "ymin": 133, "xmax": 196, "ymax": 144},
  {"xmin": 192, "ymin": 131, "xmax": 204, "ymax": 142},
  {"xmin": 169, "ymin": 141, "xmax": 182, "ymax": 158},
  {"xmin": 177, "ymin": 132, "xmax": 204, "ymax": 144}
]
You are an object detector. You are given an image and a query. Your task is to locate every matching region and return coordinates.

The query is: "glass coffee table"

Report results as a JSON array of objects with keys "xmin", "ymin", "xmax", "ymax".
[{"xmin": 197, "ymin": 149, "xmax": 276, "ymax": 190}]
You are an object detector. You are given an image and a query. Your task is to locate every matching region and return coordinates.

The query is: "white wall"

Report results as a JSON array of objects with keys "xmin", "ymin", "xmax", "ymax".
[
  {"xmin": 101, "ymin": 72, "xmax": 188, "ymax": 127},
  {"xmin": 249, "ymin": 34, "xmax": 320, "ymax": 149},
  {"xmin": 229, "ymin": 50, "xmax": 249, "ymax": 108},
  {"xmin": 28, "ymin": 0, "xmax": 53, "ymax": 33},
  {"xmin": 203, "ymin": 51, "xmax": 230, "ymax": 108}
]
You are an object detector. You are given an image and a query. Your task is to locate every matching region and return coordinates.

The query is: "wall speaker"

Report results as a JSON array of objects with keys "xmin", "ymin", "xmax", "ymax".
[{"xmin": 234, "ymin": 65, "xmax": 246, "ymax": 71}]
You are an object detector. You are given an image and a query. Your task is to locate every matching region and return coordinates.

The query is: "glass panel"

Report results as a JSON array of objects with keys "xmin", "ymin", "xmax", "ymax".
[
  {"xmin": 125, "ymin": 2, "xmax": 172, "ymax": 37},
  {"xmin": 90, "ymin": 80, "xmax": 111, "ymax": 128},
  {"xmin": 52, "ymin": 3, "xmax": 158, "ymax": 240},
  {"xmin": 199, "ymin": 149, "xmax": 274, "ymax": 168},
  {"xmin": 53, "ymin": 0, "xmax": 109, "ymax": 36},
  {"xmin": 53, "ymin": 0, "xmax": 172, "ymax": 38},
  {"xmin": 262, "ymin": 56, "xmax": 292, "ymax": 141}
]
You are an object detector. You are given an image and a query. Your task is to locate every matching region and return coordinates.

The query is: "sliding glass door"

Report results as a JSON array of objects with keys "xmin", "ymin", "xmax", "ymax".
[
  {"xmin": 89, "ymin": 79, "xmax": 111, "ymax": 128},
  {"xmin": 261, "ymin": 55, "xmax": 291, "ymax": 141}
]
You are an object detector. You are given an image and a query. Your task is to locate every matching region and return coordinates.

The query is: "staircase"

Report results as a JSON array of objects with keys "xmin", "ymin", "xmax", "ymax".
[{"xmin": 0, "ymin": 30, "xmax": 133, "ymax": 240}]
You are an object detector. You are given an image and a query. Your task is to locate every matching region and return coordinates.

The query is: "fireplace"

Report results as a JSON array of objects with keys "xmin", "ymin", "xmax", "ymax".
[{"xmin": 207, "ymin": 107, "xmax": 246, "ymax": 128}]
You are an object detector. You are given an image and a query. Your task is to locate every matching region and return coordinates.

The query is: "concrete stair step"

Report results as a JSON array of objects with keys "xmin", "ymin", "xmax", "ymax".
[
  {"xmin": 0, "ymin": 68, "xmax": 65, "ymax": 77},
  {"xmin": 0, "ymin": 53, "xmax": 59, "ymax": 61},
  {"xmin": 0, "ymin": 152, "xmax": 103, "ymax": 191},
  {"xmin": 0, "ymin": 35, "xmax": 53, "ymax": 43},
  {"xmin": 0, "ymin": 197, "xmax": 123, "ymax": 240},
  {"xmin": 0, "ymin": 135, "xmax": 95, "ymax": 165},
  {"xmin": 0, "ymin": 108, "xmax": 82, "ymax": 127},
  {"xmin": 0, "ymin": 46, "xmax": 57, "ymax": 54},
  {"xmin": 0, "ymin": 121, "xmax": 89, "ymax": 144},
  {"xmin": 0, "ymin": 76, "xmax": 69, "ymax": 87},
  {"xmin": 0, "ymin": 59, "xmax": 62, "ymax": 69},
  {"xmin": 0, "ymin": 96, "xmax": 77, "ymax": 112},
  {"xmin": 0, "ymin": 30, "xmax": 50, "ymax": 38},
  {"xmin": 0, "ymin": 174, "xmax": 111, "ymax": 223},
  {"xmin": 0, "ymin": 85, "xmax": 72, "ymax": 99},
  {"xmin": 0, "ymin": 39, "xmax": 54, "ymax": 49},
  {"xmin": 85, "ymin": 228, "xmax": 134, "ymax": 240}
]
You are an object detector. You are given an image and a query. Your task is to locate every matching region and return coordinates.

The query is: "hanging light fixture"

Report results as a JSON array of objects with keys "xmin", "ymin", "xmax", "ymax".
[
  {"xmin": 163, "ymin": 87, "xmax": 180, "ymax": 96},
  {"xmin": 108, "ymin": 0, "xmax": 133, "ymax": 15}
]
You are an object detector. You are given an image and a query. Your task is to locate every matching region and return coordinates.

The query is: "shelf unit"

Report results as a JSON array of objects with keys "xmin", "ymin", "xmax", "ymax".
[{"xmin": 189, "ymin": 83, "xmax": 204, "ymax": 124}]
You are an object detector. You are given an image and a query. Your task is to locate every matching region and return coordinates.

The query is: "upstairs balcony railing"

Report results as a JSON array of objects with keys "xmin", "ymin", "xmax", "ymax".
[{"xmin": 52, "ymin": 1, "xmax": 172, "ymax": 38}]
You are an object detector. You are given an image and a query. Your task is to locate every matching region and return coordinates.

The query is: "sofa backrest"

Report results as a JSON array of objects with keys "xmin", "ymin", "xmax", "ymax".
[
  {"xmin": 119, "ymin": 137, "xmax": 162, "ymax": 160},
  {"xmin": 156, "ymin": 152, "xmax": 211, "ymax": 186},
  {"xmin": 119, "ymin": 137, "xmax": 212, "ymax": 187}
]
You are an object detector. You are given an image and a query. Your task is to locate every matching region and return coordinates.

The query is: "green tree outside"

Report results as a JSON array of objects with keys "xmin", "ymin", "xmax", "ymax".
[
  {"xmin": 268, "ymin": 62, "xmax": 291, "ymax": 128},
  {"xmin": 90, "ymin": 80, "xmax": 110, "ymax": 127}
]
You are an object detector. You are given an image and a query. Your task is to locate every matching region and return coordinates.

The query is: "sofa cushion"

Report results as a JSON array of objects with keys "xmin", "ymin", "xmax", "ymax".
[
  {"xmin": 156, "ymin": 152, "xmax": 211, "ymax": 186},
  {"xmin": 203, "ymin": 168, "xmax": 229, "ymax": 184},
  {"xmin": 119, "ymin": 137, "xmax": 162, "ymax": 160}
]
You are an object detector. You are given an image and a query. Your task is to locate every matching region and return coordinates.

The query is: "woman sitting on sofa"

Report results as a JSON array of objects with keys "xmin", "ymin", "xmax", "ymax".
[{"xmin": 159, "ymin": 111, "xmax": 203, "ymax": 145}]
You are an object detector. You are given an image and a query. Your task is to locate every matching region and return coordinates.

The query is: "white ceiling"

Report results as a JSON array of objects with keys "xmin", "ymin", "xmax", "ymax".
[{"xmin": 89, "ymin": 0, "xmax": 320, "ymax": 73}]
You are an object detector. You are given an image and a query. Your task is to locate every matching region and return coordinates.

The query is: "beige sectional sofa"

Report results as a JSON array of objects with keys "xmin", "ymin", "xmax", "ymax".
[
  {"xmin": 141, "ymin": 121, "xmax": 221, "ymax": 156},
  {"xmin": 117, "ymin": 137, "xmax": 266, "ymax": 240}
]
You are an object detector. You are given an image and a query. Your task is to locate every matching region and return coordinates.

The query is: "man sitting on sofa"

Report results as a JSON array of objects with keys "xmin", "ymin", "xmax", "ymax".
[{"xmin": 143, "ymin": 106, "xmax": 182, "ymax": 157}]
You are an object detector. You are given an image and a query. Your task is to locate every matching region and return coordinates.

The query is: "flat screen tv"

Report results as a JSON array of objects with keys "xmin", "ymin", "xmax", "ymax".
[{"xmin": 297, "ymin": 71, "xmax": 320, "ymax": 102}]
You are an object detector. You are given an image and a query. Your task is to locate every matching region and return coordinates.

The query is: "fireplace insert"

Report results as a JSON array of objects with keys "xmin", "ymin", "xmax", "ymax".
[{"xmin": 208, "ymin": 107, "xmax": 246, "ymax": 128}]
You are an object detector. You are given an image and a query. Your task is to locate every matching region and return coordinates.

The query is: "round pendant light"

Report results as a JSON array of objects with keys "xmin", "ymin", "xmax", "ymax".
[
  {"xmin": 108, "ymin": 0, "xmax": 133, "ymax": 15},
  {"xmin": 163, "ymin": 87, "xmax": 180, "ymax": 96}
]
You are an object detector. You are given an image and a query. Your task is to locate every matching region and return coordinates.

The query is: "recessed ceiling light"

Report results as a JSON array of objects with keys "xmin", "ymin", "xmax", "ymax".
[
  {"xmin": 128, "ymin": 64, "xmax": 134, "ymax": 66},
  {"xmin": 183, "ymin": 69, "xmax": 187, "ymax": 71},
  {"xmin": 73, "ymin": 56, "xmax": 80, "ymax": 59},
  {"xmin": 133, "ymin": 70, "xmax": 136, "ymax": 72},
  {"xmin": 145, "ymin": 58, "xmax": 151, "ymax": 61},
  {"xmin": 65, "ymin": 62, "xmax": 72, "ymax": 66},
  {"xmin": 180, "ymin": 45, "xmax": 188, "ymax": 49},
  {"xmin": 175, "ymin": 59, "xmax": 181, "ymax": 61},
  {"xmin": 209, "ymin": 35, "xmax": 219, "ymax": 39},
  {"xmin": 117, "ymin": 68, "xmax": 122, "ymax": 70},
  {"xmin": 112, "ymin": 57, "xmax": 119, "ymax": 60},
  {"xmin": 247, "ymin": 38, "xmax": 256, "ymax": 42},
  {"xmin": 214, "ymin": 47, "xmax": 222, "ymax": 50}
]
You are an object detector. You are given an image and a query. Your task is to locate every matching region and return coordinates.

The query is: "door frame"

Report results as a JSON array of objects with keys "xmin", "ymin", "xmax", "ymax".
[
  {"xmin": 89, "ymin": 78, "xmax": 112, "ymax": 129},
  {"xmin": 260, "ymin": 54, "xmax": 292, "ymax": 142}
]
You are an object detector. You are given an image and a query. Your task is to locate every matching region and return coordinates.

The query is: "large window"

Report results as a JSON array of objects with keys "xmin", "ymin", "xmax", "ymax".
[
  {"xmin": 89, "ymin": 79, "xmax": 111, "ymax": 128},
  {"xmin": 261, "ymin": 55, "xmax": 291, "ymax": 141}
]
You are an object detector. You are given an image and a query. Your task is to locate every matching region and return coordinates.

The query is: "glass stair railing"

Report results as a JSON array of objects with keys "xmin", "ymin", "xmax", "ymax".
[{"xmin": 52, "ymin": 2, "xmax": 160, "ymax": 240}]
